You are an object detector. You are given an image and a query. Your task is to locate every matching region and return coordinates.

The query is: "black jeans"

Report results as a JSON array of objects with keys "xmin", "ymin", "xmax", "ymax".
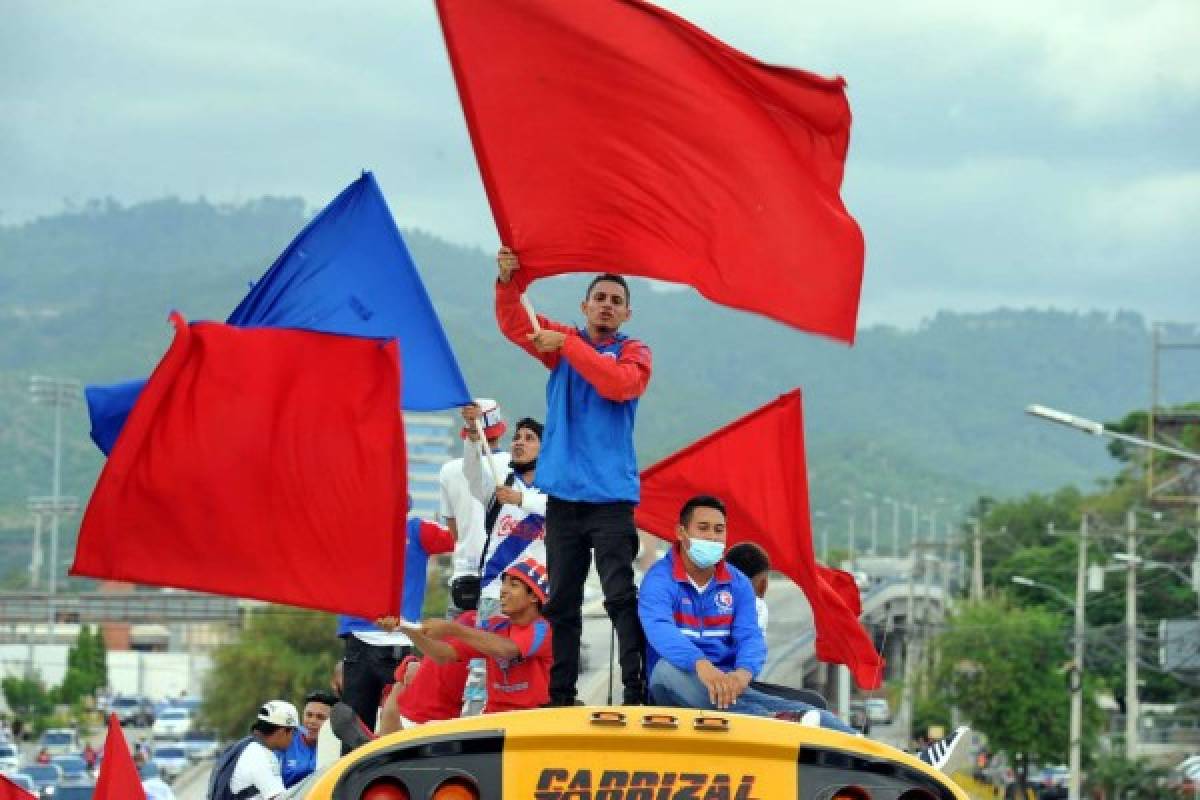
[
  {"xmin": 340, "ymin": 635, "xmax": 410, "ymax": 731},
  {"xmin": 544, "ymin": 498, "xmax": 645, "ymax": 703}
]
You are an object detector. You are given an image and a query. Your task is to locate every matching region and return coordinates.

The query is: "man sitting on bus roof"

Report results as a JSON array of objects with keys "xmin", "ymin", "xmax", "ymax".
[{"xmin": 638, "ymin": 494, "xmax": 858, "ymax": 731}]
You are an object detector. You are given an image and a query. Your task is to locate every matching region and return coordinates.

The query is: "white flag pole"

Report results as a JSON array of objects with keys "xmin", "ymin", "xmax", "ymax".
[
  {"xmin": 520, "ymin": 294, "xmax": 542, "ymax": 333},
  {"xmin": 473, "ymin": 417, "xmax": 505, "ymax": 489}
]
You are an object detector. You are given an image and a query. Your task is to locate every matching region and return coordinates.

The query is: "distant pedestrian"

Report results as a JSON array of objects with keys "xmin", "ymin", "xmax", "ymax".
[
  {"xmin": 279, "ymin": 690, "xmax": 335, "ymax": 787},
  {"xmin": 208, "ymin": 700, "xmax": 298, "ymax": 800}
]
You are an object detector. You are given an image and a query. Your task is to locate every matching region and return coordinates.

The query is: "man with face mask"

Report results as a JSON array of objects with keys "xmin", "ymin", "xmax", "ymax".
[
  {"xmin": 638, "ymin": 495, "xmax": 970, "ymax": 772},
  {"xmin": 638, "ymin": 495, "xmax": 855, "ymax": 729}
]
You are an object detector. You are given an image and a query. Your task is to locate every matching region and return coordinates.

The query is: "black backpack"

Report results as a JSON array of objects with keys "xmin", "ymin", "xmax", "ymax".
[{"xmin": 206, "ymin": 735, "xmax": 256, "ymax": 800}]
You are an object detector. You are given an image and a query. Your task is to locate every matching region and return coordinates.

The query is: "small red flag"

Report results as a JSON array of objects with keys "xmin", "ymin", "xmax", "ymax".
[
  {"xmin": 437, "ymin": 0, "xmax": 864, "ymax": 343},
  {"xmin": 635, "ymin": 390, "xmax": 884, "ymax": 689},
  {"xmin": 0, "ymin": 774, "xmax": 36, "ymax": 800},
  {"xmin": 72, "ymin": 314, "xmax": 407, "ymax": 619},
  {"xmin": 94, "ymin": 714, "xmax": 146, "ymax": 800}
]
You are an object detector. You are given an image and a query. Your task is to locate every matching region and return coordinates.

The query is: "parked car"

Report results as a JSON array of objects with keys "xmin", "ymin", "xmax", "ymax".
[
  {"xmin": 109, "ymin": 695, "xmax": 155, "ymax": 726},
  {"xmin": 38, "ymin": 728, "xmax": 80, "ymax": 757},
  {"xmin": 151, "ymin": 745, "xmax": 190, "ymax": 782},
  {"xmin": 51, "ymin": 754, "xmax": 89, "ymax": 782},
  {"xmin": 152, "ymin": 708, "xmax": 193, "ymax": 740},
  {"xmin": 21, "ymin": 763, "xmax": 64, "ymax": 797},
  {"xmin": 0, "ymin": 742, "xmax": 19, "ymax": 772},
  {"xmin": 53, "ymin": 781, "xmax": 96, "ymax": 800},
  {"xmin": 864, "ymin": 697, "xmax": 892, "ymax": 724},
  {"xmin": 180, "ymin": 729, "xmax": 220, "ymax": 760},
  {"xmin": 1034, "ymin": 764, "xmax": 1069, "ymax": 800}
]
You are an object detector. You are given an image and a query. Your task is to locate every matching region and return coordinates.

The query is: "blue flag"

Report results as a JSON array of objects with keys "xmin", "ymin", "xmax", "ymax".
[{"xmin": 86, "ymin": 172, "xmax": 471, "ymax": 455}]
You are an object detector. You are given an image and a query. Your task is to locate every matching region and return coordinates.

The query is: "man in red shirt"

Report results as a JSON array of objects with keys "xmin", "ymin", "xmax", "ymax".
[
  {"xmin": 380, "ymin": 610, "xmax": 476, "ymax": 731},
  {"xmin": 402, "ymin": 558, "xmax": 552, "ymax": 714}
]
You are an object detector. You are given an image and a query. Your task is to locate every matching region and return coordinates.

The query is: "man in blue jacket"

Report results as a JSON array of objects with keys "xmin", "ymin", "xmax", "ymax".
[
  {"xmin": 638, "ymin": 495, "xmax": 853, "ymax": 728},
  {"xmin": 495, "ymin": 247, "xmax": 652, "ymax": 705}
]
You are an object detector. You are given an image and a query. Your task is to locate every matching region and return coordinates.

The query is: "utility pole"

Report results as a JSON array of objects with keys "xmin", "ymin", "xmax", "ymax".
[
  {"xmin": 1068, "ymin": 514, "xmax": 1088, "ymax": 800},
  {"xmin": 870, "ymin": 504, "xmax": 879, "ymax": 556},
  {"xmin": 971, "ymin": 517, "xmax": 984, "ymax": 601},
  {"xmin": 889, "ymin": 498, "xmax": 901, "ymax": 558},
  {"xmin": 30, "ymin": 512, "xmax": 43, "ymax": 588},
  {"xmin": 1125, "ymin": 509, "xmax": 1138, "ymax": 760},
  {"xmin": 29, "ymin": 375, "xmax": 80, "ymax": 650}
]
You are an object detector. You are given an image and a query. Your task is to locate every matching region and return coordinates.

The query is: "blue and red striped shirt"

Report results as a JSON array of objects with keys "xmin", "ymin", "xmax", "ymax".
[{"xmin": 638, "ymin": 546, "xmax": 766, "ymax": 677}]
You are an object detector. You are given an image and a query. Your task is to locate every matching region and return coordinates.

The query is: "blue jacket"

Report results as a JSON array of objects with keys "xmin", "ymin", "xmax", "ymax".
[
  {"xmin": 495, "ymin": 282, "xmax": 651, "ymax": 505},
  {"xmin": 278, "ymin": 729, "xmax": 316, "ymax": 788},
  {"xmin": 638, "ymin": 547, "xmax": 766, "ymax": 678},
  {"xmin": 539, "ymin": 330, "xmax": 643, "ymax": 503}
]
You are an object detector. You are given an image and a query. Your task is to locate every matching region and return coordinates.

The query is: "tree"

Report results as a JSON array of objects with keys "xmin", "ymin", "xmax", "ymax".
[
  {"xmin": 59, "ymin": 625, "xmax": 106, "ymax": 705},
  {"xmin": 201, "ymin": 607, "xmax": 341, "ymax": 740},
  {"xmin": 923, "ymin": 598, "xmax": 1103, "ymax": 765}
]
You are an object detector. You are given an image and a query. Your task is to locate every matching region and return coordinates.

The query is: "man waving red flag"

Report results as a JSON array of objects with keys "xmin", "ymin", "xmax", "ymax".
[
  {"xmin": 438, "ymin": 0, "xmax": 864, "ymax": 342},
  {"xmin": 634, "ymin": 390, "xmax": 884, "ymax": 689}
]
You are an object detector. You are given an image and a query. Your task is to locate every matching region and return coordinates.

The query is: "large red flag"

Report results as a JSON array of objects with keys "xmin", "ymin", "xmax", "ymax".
[
  {"xmin": 0, "ymin": 774, "xmax": 35, "ymax": 800},
  {"xmin": 95, "ymin": 714, "xmax": 146, "ymax": 800},
  {"xmin": 437, "ymin": 0, "xmax": 864, "ymax": 343},
  {"xmin": 72, "ymin": 314, "xmax": 407, "ymax": 619},
  {"xmin": 635, "ymin": 390, "xmax": 884, "ymax": 689}
]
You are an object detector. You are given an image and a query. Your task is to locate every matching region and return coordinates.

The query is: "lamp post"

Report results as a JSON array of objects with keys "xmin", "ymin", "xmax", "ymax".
[
  {"xmin": 29, "ymin": 375, "xmax": 81, "ymax": 648},
  {"xmin": 841, "ymin": 498, "xmax": 856, "ymax": 568},
  {"xmin": 1024, "ymin": 403, "xmax": 1200, "ymax": 763},
  {"xmin": 1025, "ymin": 404, "xmax": 1200, "ymax": 463},
  {"xmin": 1014, "ymin": 516, "xmax": 1089, "ymax": 800},
  {"xmin": 884, "ymin": 497, "xmax": 902, "ymax": 558}
]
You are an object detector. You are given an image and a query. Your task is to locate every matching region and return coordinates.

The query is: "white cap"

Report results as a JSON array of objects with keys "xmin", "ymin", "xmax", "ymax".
[{"xmin": 257, "ymin": 700, "xmax": 299, "ymax": 728}]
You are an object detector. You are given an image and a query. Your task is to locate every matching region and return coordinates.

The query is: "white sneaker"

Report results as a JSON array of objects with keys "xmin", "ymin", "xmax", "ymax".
[{"xmin": 918, "ymin": 725, "xmax": 970, "ymax": 773}]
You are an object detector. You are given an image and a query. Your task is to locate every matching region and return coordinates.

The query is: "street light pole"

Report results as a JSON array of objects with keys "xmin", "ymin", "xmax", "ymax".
[
  {"xmin": 1068, "ymin": 514, "xmax": 1088, "ymax": 800},
  {"xmin": 886, "ymin": 497, "xmax": 901, "ymax": 558},
  {"xmin": 971, "ymin": 517, "xmax": 984, "ymax": 601},
  {"xmin": 1125, "ymin": 510, "xmax": 1139, "ymax": 760},
  {"xmin": 29, "ymin": 375, "xmax": 80, "ymax": 648}
]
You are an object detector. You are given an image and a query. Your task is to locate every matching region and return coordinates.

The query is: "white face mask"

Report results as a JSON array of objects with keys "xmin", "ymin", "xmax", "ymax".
[{"xmin": 685, "ymin": 537, "xmax": 725, "ymax": 569}]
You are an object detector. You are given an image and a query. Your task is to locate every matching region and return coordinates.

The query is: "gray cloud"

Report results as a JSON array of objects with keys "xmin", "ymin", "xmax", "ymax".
[{"xmin": 2, "ymin": 1, "xmax": 1197, "ymax": 327}]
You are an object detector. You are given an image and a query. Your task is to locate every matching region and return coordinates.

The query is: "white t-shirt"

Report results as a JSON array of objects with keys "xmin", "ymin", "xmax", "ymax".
[
  {"xmin": 755, "ymin": 597, "xmax": 769, "ymax": 632},
  {"xmin": 439, "ymin": 454, "xmax": 500, "ymax": 580},
  {"xmin": 230, "ymin": 739, "xmax": 286, "ymax": 800},
  {"xmin": 462, "ymin": 441, "xmax": 545, "ymax": 599},
  {"xmin": 142, "ymin": 777, "xmax": 175, "ymax": 800}
]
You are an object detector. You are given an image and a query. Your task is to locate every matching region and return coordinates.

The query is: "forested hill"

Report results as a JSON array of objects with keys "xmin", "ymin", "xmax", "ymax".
[{"xmin": 0, "ymin": 197, "xmax": 1196, "ymax": 581}]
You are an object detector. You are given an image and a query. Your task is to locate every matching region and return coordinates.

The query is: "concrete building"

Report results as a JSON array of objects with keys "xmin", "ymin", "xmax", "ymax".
[{"xmin": 405, "ymin": 412, "xmax": 456, "ymax": 521}]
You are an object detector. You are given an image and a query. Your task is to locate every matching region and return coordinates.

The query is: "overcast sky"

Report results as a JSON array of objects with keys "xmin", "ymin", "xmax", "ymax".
[{"xmin": 3, "ymin": 1, "xmax": 1198, "ymax": 327}]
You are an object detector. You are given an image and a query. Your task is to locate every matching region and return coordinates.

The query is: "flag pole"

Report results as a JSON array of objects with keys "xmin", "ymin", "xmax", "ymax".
[
  {"xmin": 473, "ymin": 418, "xmax": 505, "ymax": 488},
  {"xmin": 520, "ymin": 294, "xmax": 541, "ymax": 333}
]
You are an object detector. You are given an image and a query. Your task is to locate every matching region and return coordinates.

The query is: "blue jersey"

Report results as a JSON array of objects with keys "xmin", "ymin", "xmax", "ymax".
[
  {"xmin": 278, "ymin": 729, "xmax": 316, "ymax": 788},
  {"xmin": 638, "ymin": 547, "xmax": 766, "ymax": 678}
]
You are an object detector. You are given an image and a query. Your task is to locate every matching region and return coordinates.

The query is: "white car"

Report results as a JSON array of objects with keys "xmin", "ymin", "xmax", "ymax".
[
  {"xmin": 152, "ymin": 708, "xmax": 193, "ymax": 740},
  {"xmin": 151, "ymin": 745, "xmax": 190, "ymax": 781},
  {"xmin": 0, "ymin": 742, "xmax": 19, "ymax": 772},
  {"xmin": 864, "ymin": 697, "xmax": 892, "ymax": 724}
]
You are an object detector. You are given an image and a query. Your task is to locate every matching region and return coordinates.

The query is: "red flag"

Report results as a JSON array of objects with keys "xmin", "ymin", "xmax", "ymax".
[
  {"xmin": 95, "ymin": 713, "xmax": 146, "ymax": 800},
  {"xmin": 72, "ymin": 313, "xmax": 407, "ymax": 619},
  {"xmin": 634, "ymin": 390, "xmax": 884, "ymax": 689},
  {"xmin": 0, "ymin": 774, "xmax": 36, "ymax": 800},
  {"xmin": 437, "ymin": 0, "xmax": 864, "ymax": 343}
]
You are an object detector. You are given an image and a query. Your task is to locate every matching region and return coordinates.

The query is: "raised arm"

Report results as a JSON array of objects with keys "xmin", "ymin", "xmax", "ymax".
[{"xmin": 495, "ymin": 247, "xmax": 575, "ymax": 369}]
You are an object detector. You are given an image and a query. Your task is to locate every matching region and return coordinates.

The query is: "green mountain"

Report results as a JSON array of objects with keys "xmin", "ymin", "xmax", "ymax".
[{"xmin": 1, "ymin": 197, "xmax": 1195, "ymax": 584}]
